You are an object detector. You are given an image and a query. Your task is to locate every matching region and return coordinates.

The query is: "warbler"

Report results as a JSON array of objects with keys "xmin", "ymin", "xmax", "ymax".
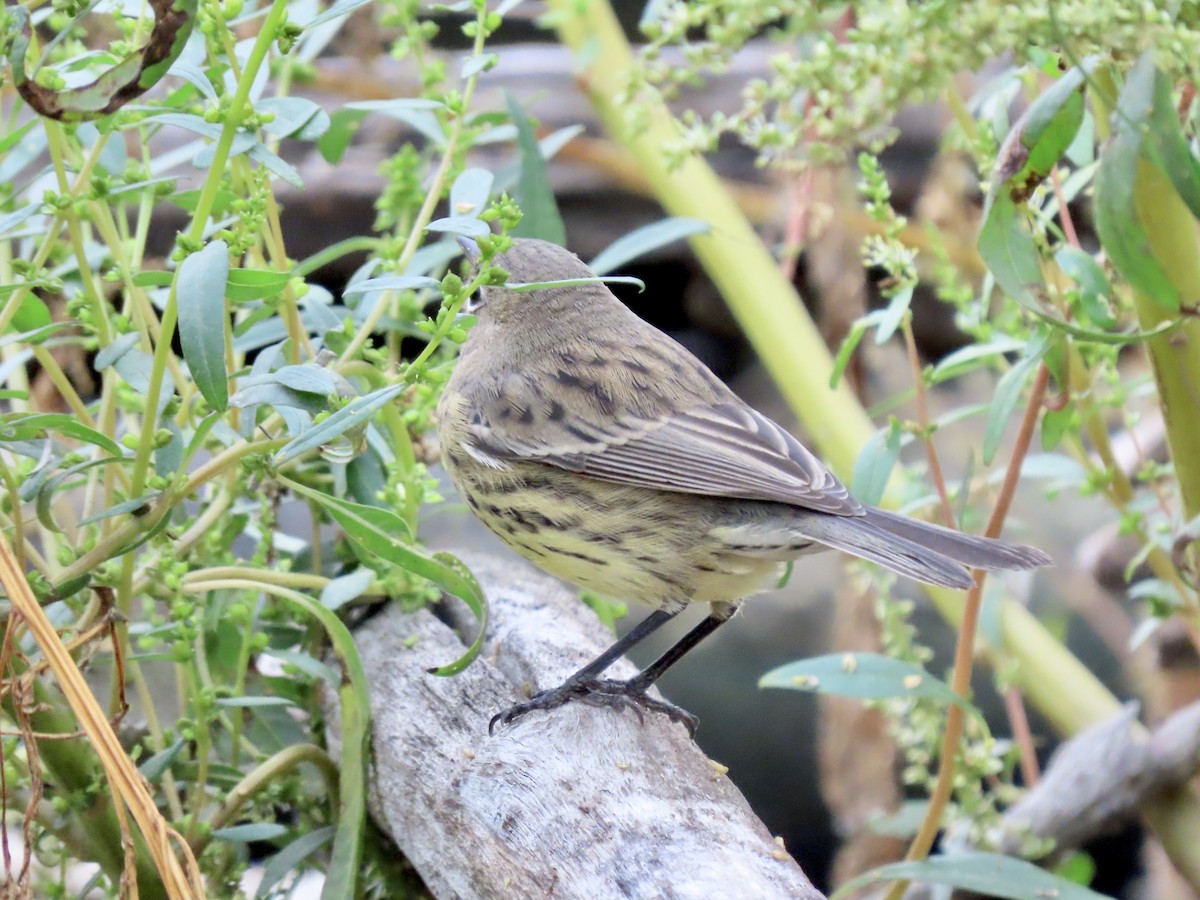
[{"xmin": 436, "ymin": 238, "xmax": 1050, "ymax": 734}]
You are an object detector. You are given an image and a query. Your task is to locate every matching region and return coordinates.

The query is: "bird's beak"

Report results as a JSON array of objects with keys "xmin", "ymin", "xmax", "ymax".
[{"xmin": 456, "ymin": 235, "xmax": 481, "ymax": 262}]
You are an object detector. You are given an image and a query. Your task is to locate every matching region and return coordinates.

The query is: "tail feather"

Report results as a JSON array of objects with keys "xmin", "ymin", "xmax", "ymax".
[
  {"xmin": 862, "ymin": 507, "xmax": 1051, "ymax": 571},
  {"xmin": 778, "ymin": 507, "xmax": 1050, "ymax": 590},
  {"xmin": 795, "ymin": 514, "xmax": 976, "ymax": 589}
]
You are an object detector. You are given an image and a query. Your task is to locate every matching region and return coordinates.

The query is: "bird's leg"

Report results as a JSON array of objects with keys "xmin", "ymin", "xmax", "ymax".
[{"xmin": 491, "ymin": 611, "xmax": 729, "ymax": 737}]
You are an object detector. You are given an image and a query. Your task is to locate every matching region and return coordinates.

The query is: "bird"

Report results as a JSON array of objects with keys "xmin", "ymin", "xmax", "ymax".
[{"xmin": 436, "ymin": 237, "xmax": 1051, "ymax": 735}]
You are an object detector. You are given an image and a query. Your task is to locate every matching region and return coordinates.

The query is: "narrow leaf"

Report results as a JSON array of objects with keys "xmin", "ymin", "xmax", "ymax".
[
  {"xmin": 873, "ymin": 285, "xmax": 913, "ymax": 346},
  {"xmin": 1145, "ymin": 64, "xmax": 1200, "ymax": 222},
  {"xmin": 177, "ymin": 240, "xmax": 230, "ymax": 410},
  {"xmin": 138, "ymin": 738, "xmax": 186, "ymax": 783},
  {"xmin": 285, "ymin": 478, "xmax": 488, "ymax": 675},
  {"xmin": 760, "ymin": 653, "xmax": 968, "ymax": 708},
  {"xmin": 589, "ymin": 218, "xmax": 709, "ymax": 275},
  {"xmin": 978, "ymin": 192, "xmax": 1042, "ymax": 305},
  {"xmin": 255, "ymin": 826, "xmax": 337, "ymax": 899},
  {"xmin": 213, "ymin": 823, "xmax": 289, "ymax": 843},
  {"xmin": 983, "ymin": 333, "xmax": 1050, "ymax": 465},
  {"xmin": 0, "ymin": 413, "xmax": 124, "ymax": 457},
  {"xmin": 1094, "ymin": 54, "xmax": 1180, "ymax": 311},
  {"xmin": 831, "ymin": 852, "xmax": 1109, "ymax": 900},
  {"xmin": 426, "ymin": 216, "xmax": 492, "ymax": 238},
  {"xmin": 342, "ymin": 275, "xmax": 440, "ymax": 297},
  {"xmin": 449, "ymin": 168, "xmax": 494, "ymax": 219},
  {"xmin": 321, "ymin": 567, "xmax": 375, "ymax": 610},
  {"xmin": 215, "ymin": 696, "xmax": 296, "ymax": 708},
  {"xmin": 852, "ymin": 422, "xmax": 902, "ymax": 506},
  {"xmin": 274, "ymin": 384, "xmax": 404, "ymax": 465},
  {"xmin": 506, "ymin": 92, "xmax": 566, "ymax": 245},
  {"xmin": 226, "ymin": 268, "xmax": 292, "ymax": 302},
  {"xmin": 993, "ymin": 61, "xmax": 1092, "ymax": 201},
  {"xmin": 504, "ymin": 275, "xmax": 645, "ymax": 293}
]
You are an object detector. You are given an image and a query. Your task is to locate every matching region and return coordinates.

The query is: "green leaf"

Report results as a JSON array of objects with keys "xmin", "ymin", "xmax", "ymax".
[
  {"xmin": 831, "ymin": 852, "xmax": 1110, "ymax": 900},
  {"xmin": 830, "ymin": 310, "xmax": 886, "ymax": 389},
  {"xmin": 1094, "ymin": 54, "xmax": 1179, "ymax": 311},
  {"xmin": 215, "ymin": 696, "xmax": 296, "ymax": 708},
  {"xmin": 77, "ymin": 494, "xmax": 158, "ymax": 526},
  {"xmin": 1145, "ymin": 64, "xmax": 1200, "ymax": 222},
  {"xmin": 259, "ymin": 97, "xmax": 330, "ymax": 141},
  {"xmin": 588, "ymin": 217, "xmax": 710, "ymax": 275},
  {"xmin": 318, "ymin": 108, "xmax": 367, "ymax": 164},
  {"xmin": 342, "ymin": 275, "xmax": 440, "ymax": 297},
  {"xmin": 507, "ymin": 92, "xmax": 566, "ymax": 245},
  {"xmin": 213, "ymin": 823, "xmax": 289, "ymax": 843},
  {"xmin": 264, "ymin": 648, "xmax": 340, "ymax": 688},
  {"xmin": 1040, "ymin": 404, "xmax": 1072, "ymax": 451},
  {"xmin": 852, "ymin": 420, "xmax": 901, "ymax": 506},
  {"xmin": 177, "ymin": 240, "xmax": 230, "ymax": 411},
  {"xmin": 1055, "ymin": 246, "xmax": 1114, "ymax": 329},
  {"xmin": 229, "ymin": 382, "xmax": 330, "ymax": 415},
  {"xmin": 449, "ymin": 168, "xmax": 494, "ymax": 219},
  {"xmin": 274, "ymin": 383, "xmax": 404, "ymax": 465},
  {"xmin": 11, "ymin": 291, "xmax": 51, "ymax": 334},
  {"xmin": 0, "ymin": 412, "xmax": 125, "ymax": 457},
  {"xmin": 244, "ymin": 364, "xmax": 338, "ymax": 397},
  {"xmin": 978, "ymin": 191, "xmax": 1042, "ymax": 305},
  {"xmin": 137, "ymin": 738, "xmax": 185, "ymax": 783},
  {"xmin": 929, "ymin": 336, "xmax": 1026, "ymax": 384},
  {"xmin": 426, "ymin": 215, "xmax": 492, "ymax": 238},
  {"xmin": 304, "ymin": 490, "xmax": 415, "ymax": 558},
  {"xmin": 759, "ymin": 652, "xmax": 967, "ymax": 708},
  {"xmin": 873, "ymin": 285, "xmax": 913, "ymax": 345},
  {"xmin": 284, "ymin": 478, "xmax": 488, "ymax": 676},
  {"xmin": 226, "ymin": 268, "xmax": 293, "ymax": 302},
  {"xmin": 307, "ymin": 0, "xmax": 378, "ymax": 28},
  {"xmin": 983, "ymin": 332, "xmax": 1050, "ymax": 465},
  {"xmin": 320, "ymin": 568, "xmax": 375, "ymax": 610},
  {"xmin": 255, "ymin": 826, "xmax": 336, "ymax": 899},
  {"xmin": 992, "ymin": 61, "xmax": 1092, "ymax": 201},
  {"xmin": 0, "ymin": 202, "xmax": 43, "ymax": 239},
  {"xmin": 504, "ymin": 275, "xmax": 646, "ymax": 293},
  {"xmin": 1054, "ymin": 852, "xmax": 1097, "ymax": 887}
]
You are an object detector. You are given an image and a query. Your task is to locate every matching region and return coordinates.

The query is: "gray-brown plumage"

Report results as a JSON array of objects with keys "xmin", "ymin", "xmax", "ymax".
[{"xmin": 437, "ymin": 238, "xmax": 1050, "ymax": 734}]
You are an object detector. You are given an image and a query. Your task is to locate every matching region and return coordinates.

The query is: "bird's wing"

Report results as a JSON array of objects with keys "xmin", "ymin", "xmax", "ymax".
[{"xmin": 464, "ymin": 372, "xmax": 863, "ymax": 517}]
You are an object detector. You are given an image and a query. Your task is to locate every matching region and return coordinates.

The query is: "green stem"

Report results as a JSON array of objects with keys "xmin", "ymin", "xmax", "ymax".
[
  {"xmin": 1131, "ymin": 159, "xmax": 1200, "ymax": 522},
  {"xmin": 192, "ymin": 743, "xmax": 341, "ymax": 856}
]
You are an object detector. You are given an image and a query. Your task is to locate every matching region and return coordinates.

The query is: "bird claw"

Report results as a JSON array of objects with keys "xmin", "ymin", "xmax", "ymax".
[{"xmin": 489, "ymin": 677, "xmax": 697, "ymax": 737}]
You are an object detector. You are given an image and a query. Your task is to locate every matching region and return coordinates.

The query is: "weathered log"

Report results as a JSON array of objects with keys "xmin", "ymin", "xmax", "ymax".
[
  {"xmin": 980, "ymin": 700, "xmax": 1200, "ymax": 858},
  {"xmin": 323, "ymin": 549, "xmax": 824, "ymax": 899}
]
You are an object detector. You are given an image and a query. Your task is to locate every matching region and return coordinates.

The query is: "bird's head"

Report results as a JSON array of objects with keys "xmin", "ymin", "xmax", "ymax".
[{"xmin": 458, "ymin": 237, "xmax": 614, "ymax": 328}]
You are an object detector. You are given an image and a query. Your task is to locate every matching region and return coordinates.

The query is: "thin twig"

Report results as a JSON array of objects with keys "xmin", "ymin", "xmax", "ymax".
[
  {"xmin": 886, "ymin": 363, "xmax": 1051, "ymax": 900},
  {"xmin": 901, "ymin": 316, "xmax": 955, "ymax": 528}
]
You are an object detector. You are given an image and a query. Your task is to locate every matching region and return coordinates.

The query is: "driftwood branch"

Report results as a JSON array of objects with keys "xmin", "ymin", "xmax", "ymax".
[
  {"xmin": 323, "ymin": 549, "xmax": 823, "ymax": 899},
  {"xmin": 981, "ymin": 700, "xmax": 1200, "ymax": 857}
]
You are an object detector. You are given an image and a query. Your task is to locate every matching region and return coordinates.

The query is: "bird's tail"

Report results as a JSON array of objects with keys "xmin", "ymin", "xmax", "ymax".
[{"xmin": 792, "ymin": 506, "xmax": 1051, "ymax": 590}]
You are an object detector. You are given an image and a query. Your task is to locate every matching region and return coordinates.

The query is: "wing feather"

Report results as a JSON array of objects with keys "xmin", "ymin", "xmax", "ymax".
[{"xmin": 468, "ymin": 381, "xmax": 862, "ymax": 516}]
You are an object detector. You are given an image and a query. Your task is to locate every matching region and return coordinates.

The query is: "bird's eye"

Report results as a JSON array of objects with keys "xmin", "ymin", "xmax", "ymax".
[{"xmin": 464, "ymin": 288, "xmax": 485, "ymax": 313}]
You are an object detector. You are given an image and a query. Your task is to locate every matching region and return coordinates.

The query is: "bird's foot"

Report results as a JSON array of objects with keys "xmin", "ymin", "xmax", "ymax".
[{"xmin": 489, "ymin": 677, "xmax": 697, "ymax": 737}]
